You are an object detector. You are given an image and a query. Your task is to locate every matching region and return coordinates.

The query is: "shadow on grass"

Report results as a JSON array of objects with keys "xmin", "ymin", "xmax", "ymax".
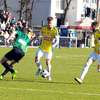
[{"xmin": 1, "ymin": 77, "xmax": 74, "ymax": 85}]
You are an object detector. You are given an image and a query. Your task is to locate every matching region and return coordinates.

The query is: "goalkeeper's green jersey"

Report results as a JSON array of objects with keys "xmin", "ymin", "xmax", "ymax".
[{"xmin": 13, "ymin": 30, "xmax": 30, "ymax": 53}]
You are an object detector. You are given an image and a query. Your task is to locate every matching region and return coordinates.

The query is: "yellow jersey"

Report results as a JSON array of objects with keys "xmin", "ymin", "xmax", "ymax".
[
  {"xmin": 40, "ymin": 25, "xmax": 58, "ymax": 52},
  {"xmin": 94, "ymin": 29, "xmax": 100, "ymax": 54}
]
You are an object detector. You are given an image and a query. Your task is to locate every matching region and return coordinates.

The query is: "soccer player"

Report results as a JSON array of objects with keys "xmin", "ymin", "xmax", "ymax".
[
  {"xmin": 0, "ymin": 21, "xmax": 34, "ymax": 80},
  {"xmin": 74, "ymin": 21, "xmax": 100, "ymax": 84},
  {"xmin": 35, "ymin": 16, "xmax": 59, "ymax": 80}
]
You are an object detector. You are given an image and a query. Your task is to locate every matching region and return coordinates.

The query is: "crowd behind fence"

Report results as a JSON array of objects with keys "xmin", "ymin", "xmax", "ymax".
[
  {"xmin": 0, "ymin": 30, "xmax": 92, "ymax": 48},
  {"xmin": 0, "ymin": 10, "xmax": 34, "ymax": 47},
  {"xmin": 0, "ymin": 35, "xmax": 77, "ymax": 48},
  {"xmin": 0, "ymin": 10, "xmax": 93, "ymax": 48}
]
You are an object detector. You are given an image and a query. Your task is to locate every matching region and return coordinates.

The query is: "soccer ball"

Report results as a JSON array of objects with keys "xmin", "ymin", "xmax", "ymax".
[{"xmin": 41, "ymin": 69, "xmax": 50, "ymax": 78}]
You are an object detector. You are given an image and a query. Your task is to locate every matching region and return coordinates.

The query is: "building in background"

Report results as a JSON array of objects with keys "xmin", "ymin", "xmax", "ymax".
[
  {"xmin": 31, "ymin": 0, "xmax": 100, "ymax": 27},
  {"xmin": 32, "ymin": 0, "xmax": 65, "ymax": 27},
  {"xmin": 0, "ymin": 0, "xmax": 99, "ymax": 27},
  {"xmin": 0, "ymin": 0, "xmax": 19, "ymax": 20},
  {"xmin": 66, "ymin": 0, "xmax": 97, "ymax": 26}
]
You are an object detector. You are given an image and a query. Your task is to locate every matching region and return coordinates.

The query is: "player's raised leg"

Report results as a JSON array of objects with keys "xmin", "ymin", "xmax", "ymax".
[
  {"xmin": 0, "ymin": 56, "xmax": 15, "ymax": 80},
  {"xmin": 75, "ymin": 58, "xmax": 93, "ymax": 84}
]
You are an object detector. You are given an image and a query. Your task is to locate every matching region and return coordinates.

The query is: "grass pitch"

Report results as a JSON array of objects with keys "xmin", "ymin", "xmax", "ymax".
[{"xmin": 0, "ymin": 47, "xmax": 100, "ymax": 100}]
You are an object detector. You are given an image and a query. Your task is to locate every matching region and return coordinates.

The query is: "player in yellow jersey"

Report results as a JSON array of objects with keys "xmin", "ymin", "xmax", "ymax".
[
  {"xmin": 34, "ymin": 16, "xmax": 59, "ymax": 80},
  {"xmin": 74, "ymin": 21, "xmax": 100, "ymax": 84},
  {"xmin": 95, "ymin": 29, "xmax": 100, "ymax": 72}
]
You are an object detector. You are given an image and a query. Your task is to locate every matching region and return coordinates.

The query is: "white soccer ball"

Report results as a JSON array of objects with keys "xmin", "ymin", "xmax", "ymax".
[{"xmin": 41, "ymin": 69, "xmax": 50, "ymax": 78}]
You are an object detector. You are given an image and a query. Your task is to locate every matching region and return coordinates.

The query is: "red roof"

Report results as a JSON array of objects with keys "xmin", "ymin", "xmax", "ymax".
[{"xmin": 67, "ymin": 25, "xmax": 92, "ymax": 30}]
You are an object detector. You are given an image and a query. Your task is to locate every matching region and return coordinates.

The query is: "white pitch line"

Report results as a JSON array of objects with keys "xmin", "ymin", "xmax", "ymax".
[
  {"xmin": 0, "ymin": 86, "xmax": 100, "ymax": 96},
  {"xmin": 55, "ymin": 55, "xmax": 86, "ymax": 58}
]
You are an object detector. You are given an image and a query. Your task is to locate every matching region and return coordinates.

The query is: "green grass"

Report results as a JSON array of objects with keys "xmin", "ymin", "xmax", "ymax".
[{"xmin": 0, "ymin": 47, "xmax": 100, "ymax": 100}]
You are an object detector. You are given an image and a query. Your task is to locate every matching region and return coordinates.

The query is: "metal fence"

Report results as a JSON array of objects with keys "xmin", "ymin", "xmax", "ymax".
[{"xmin": 0, "ymin": 35, "xmax": 78, "ymax": 48}]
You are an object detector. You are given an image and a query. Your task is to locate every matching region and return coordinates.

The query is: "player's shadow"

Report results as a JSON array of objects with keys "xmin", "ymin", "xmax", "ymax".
[
  {"xmin": 34, "ymin": 80, "xmax": 74, "ymax": 85},
  {"xmin": 3, "ymin": 77, "xmax": 74, "ymax": 85}
]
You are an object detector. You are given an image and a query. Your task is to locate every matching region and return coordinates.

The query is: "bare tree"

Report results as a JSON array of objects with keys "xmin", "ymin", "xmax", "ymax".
[
  {"xmin": 0, "ymin": 0, "xmax": 4, "ymax": 6},
  {"xmin": 18, "ymin": 0, "xmax": 25, "ymax": 20},
  {"xmin": 4, "ymin": 0, "xmax": 8, "ymax": 11},
  {"xmin": 96, "ymin": 0, "xmax": 100, "ymax": 21},
  {"xmin": 18, "ymin": 0, "xmax": 35, "ymax": 26},
  {"xmin": 28, "ymin": 0, "xmax": 35, "ymax": 26},
  {"xmin": 62, "ymin": 0, "xmax": 72, "ymax": 24},
  {"xmin": 24, "ymin": 0, "xmax": 35, "ymax": 26}
]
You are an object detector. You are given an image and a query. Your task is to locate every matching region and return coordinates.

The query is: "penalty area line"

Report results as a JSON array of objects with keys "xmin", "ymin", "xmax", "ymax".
[{"xmin": 0, "ymin": 86, "xmax": 100, "ymax": 96}]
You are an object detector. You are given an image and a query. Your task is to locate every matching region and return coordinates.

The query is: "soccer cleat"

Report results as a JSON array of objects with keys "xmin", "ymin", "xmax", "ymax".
[
  {"xmin": 11, "ymin": 70, "xmax": 16, "ymax": 80},
  {"xmin": 97, "ymin": 69, "xmax": 100, "ymax": 72},
  {"xmin": 74, "ymin": 77, "xmax": 83, "ymax": 84},
  {"xmin": 35, "ymin": 69, "xmax": 42, "ymax": 77},
  {"xmin": 0, "ymin": 75, "xmax": 3, "ymax": 80},
  {"xmin": 48, "ymin": 76, "xmax": 52, "ymax": 81}
]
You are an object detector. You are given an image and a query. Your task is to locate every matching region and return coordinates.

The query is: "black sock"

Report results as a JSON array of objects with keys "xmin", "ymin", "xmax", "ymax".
[
  {"xmin": 2, "ymin": 62, "xmax": 14, "ymax": 73},
  {"xmin": 1, "ymin": 69, "xmax": 9, "ymax": 76}
]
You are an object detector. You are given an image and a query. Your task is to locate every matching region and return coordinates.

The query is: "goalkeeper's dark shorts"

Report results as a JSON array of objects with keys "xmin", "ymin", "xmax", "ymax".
[{"xmin": 5, "ymin": 47, "xmax": 25, "ymax": 62}]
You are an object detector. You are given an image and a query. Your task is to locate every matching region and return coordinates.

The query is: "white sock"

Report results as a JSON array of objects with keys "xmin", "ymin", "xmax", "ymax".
[
  {"xmin": 36, "ymin": 61, "xmax": 42, "ymax": 70},
  {"xmin": 47, "ymin": 63, "xmax": 51, "ymax": 76},
  {"xmin": 80, "ymin": 58, "xmax": 93, "ymax": 80}
]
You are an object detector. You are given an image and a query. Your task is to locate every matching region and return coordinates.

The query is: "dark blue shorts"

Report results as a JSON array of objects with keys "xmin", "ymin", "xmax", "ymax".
[{"xmin": 5, "ymin": 48, "xmax": 25, "ymax": 62}]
